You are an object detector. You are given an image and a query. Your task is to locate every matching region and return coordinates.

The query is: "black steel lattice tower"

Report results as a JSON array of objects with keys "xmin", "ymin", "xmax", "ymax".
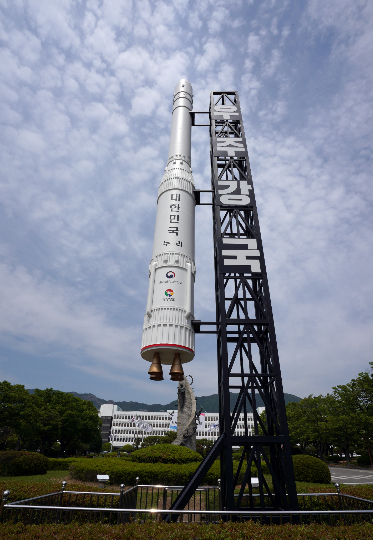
[{"xmin": 168, "ymin": 91, "xmax": 298, "ymax": 516}]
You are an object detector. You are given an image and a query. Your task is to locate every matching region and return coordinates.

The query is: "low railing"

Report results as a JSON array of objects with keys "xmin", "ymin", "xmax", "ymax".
[{"xmin": 1, "ymin": 480, "xmax": 373, "ymax": 526}]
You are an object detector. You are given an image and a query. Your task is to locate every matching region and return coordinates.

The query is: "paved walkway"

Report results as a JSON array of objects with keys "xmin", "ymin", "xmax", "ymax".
[{"xmin": 329, "ymin": 465, "xmax": 373, "ymax": 485}]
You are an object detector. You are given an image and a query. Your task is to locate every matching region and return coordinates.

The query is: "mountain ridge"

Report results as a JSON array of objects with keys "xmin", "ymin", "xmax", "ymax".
[{"xmin": 28, "ymin": 389, "xmax": 301, "ymax": 413}]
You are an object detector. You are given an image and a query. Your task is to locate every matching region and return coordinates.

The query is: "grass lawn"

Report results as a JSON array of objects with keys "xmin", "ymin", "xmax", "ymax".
[{"xmin": 0, "ymin": 470, "xmax": 70, "ymax": 484}]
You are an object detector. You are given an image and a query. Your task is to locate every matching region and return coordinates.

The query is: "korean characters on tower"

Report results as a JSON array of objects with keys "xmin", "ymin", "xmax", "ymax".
[{"xmin": 141, "ymin": 79, "xmax": 196, "ymax": 382}]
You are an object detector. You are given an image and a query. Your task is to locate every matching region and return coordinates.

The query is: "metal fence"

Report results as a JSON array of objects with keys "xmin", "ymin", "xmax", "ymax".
[{"xmin": 1, "ymin": 480, "xmax": 373, "ymax": 526}]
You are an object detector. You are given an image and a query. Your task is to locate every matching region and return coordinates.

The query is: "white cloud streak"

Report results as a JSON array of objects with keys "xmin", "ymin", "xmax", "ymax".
[{"xmin": 0, "ymin": 0, "xmax": 372, "ymax": 402}]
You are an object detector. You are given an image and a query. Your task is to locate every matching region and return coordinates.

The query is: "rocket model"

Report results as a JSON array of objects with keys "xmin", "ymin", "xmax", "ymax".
[{"xmin": 141, "ymin": 79, "xmax": 195, "ymax": 382}]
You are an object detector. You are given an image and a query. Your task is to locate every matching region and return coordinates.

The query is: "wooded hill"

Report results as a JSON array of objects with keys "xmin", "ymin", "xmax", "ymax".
[{"xmin": 30, "ymin": 390, "xmax": 301, "ymax": 412}]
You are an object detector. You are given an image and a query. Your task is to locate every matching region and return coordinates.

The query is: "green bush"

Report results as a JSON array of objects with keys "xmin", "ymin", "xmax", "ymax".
[
  {"xmin": 357, "ymin": 453, "xmax": 372, "ymax": 466},
  {"xmin": 196, "ymin": 439, "xmax": 214, "ymax": 458},
  {"xmin": 141, "ymin": 432, "xmax": 177, "ymax": 448},
  {"xmin": 326, "ymin": 455, "xmax": 340, "ymax": 463},
  {"xmin": 292, "ymin": 455, "xmax": 331, "ymax": 484},
  {"xmin": 121, "ymin": 444, "xmax": 134, "ymax": 453},
  {"xmin": 70, "ymin": 458, "xmax": 214, "ymax": 485},
  {"xmin": 130, "ymin": 444, "xmax": 202, "ymax": 464},
  {"xmin": 70, "ymin": 457, "xmax": 252, "ymax": 486},
  {"xmin": 47, "ymin": 458, "xmax": 80, "ymax": 470},
  {"xmin": 0, "ymin": 451, "xmax": 49, "ymax": 476}
]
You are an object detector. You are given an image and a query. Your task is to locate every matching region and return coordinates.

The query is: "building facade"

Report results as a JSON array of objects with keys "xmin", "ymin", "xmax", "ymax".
[
  {"xmin": 99, "ymin": 405, "xmax": 265, "ymax": 448},
  {"xmin": 98, "ymin": 404, "xmax": 122, "ymax": 445}
]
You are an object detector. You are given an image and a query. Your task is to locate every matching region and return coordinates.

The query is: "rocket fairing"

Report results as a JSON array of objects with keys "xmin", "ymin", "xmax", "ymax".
[{"xmin": 141, "ymin": 79, "xmax": 195, "ymax": 382}]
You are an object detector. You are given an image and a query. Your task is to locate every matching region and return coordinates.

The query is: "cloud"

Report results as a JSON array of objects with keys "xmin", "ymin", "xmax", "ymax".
[{"xmin": 0, "ymin": 0, "xmax": 372, "ymax": 404}]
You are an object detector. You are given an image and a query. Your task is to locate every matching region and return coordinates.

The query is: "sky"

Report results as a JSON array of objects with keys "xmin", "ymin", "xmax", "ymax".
[{"xmin": 0, "ymin": 0, "xmax": 372, "ymax": 405}]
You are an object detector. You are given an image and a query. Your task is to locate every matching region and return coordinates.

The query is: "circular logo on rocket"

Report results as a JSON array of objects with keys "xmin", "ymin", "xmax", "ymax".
[
  {"xmin": 165, "ymin": 289, "xmax": 174, "ymax": 297},
  {"xmin": 166, "ymin": 271, "xmax": 175, "ymax": 279}
]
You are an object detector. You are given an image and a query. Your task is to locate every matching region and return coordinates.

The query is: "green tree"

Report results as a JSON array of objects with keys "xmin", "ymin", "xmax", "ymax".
[
  {"xmin": 121, "ymin": 444, "xmax": 134, "ymax": 453},
  {"xmin": 327, "ymin": 391, "xmax": 359, "ymax": 461},
  {"xmin": 0, "ymin": 381, "xmax": 38, "ymax": 450},
  {"xmin": 0, "ymin": 384, "xmax": 102, "ymax": 456},
  {"xmin": 31, "ymin": 389, "xmax": 61, "ymax": 455},
  {"xmin": 48, "ymin": 391, "xmax": 101, "ymax": 455},
  {"xmin": 332, "ymin": 363, "xmax": 373, "ymax": 465},
  {"xmin": 140, "ymin": 431, "xmax": 177, "ymax": 448},
  {"xmin": 286, "ymin": 395, "xmax": 331, "ymax": 459}
]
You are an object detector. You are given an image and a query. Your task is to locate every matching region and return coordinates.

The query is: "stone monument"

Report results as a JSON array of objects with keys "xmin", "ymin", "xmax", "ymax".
[{"xmin": 171, "ymin": 376, "xmax": 197, "ymax": 451}]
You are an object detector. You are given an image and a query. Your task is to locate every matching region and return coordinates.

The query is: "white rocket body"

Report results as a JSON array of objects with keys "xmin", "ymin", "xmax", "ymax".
[{"xmin": 141, "ymin": 79, "xmax": 195, "ymax": 366}]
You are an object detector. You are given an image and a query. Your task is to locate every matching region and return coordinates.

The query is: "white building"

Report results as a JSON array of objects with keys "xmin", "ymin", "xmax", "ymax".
[
  {"xmin": 99, "ymin": 405, "xmax": 258, "ymax": 449},
  {"xmin": 99, "ymin": 404, "xmax": 122, "ymax": 444}
]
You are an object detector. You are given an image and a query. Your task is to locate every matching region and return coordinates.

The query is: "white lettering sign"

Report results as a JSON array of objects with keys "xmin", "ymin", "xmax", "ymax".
[
  {"xmin": 216, "ymin": 138, "xmax": 245, "ymax": 156},
  {"xmin": 220, "ymin": 194, "xmax": 250, "ymax": 205},
  {"xmin": 222, "ymin": 238, "xmax": 261, "ymax": 272},
  {"xmin": 218, "ymin": 180, "xmax": 252, "ymax": 205},
  {"xmin": 214, "ymin": 104, "xmax": 239, "ymax": 120}
]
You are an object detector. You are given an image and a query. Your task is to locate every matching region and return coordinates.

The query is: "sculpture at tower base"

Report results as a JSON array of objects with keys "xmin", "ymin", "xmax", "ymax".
[{"xmin": 171, "ymin": 376, "xmax": 197, "ymax": 451}]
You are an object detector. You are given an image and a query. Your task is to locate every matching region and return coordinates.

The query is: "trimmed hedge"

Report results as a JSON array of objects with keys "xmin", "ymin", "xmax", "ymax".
[
  {"xmin": 69, "ymin": 454, "xmax": 270, "ymax": 486},
  {"xmin": 69, "ymin": 458, "xmax": 262, "ymax": 486},
  {"xmin": 70, "ymin": 459, "xmax": 219, "ymax": 485},
  {"xmin": 121, "ymin": 445, "xmax": 134, "ymax": 453},
  {"xmin": 357, "ymin": 453, "xmax": 372, "ymax": 466},
  {"xmin": 0, "ymin": 451, "xmax": 49, "ymax": 477},
  {"xmin": 47, "ymin": 458, "xmax": 80, "ymax": 470},
  {"xmin": 292, "ymin": 455, "xmax": 331, "ymax": 484},
  {"xmin": 130, "ymin": 444, "xmax": 202, "ymax": 464}
]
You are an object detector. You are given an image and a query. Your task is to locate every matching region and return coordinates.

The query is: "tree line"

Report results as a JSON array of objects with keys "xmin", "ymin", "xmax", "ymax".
[
  {"xmin": 0, "ymin": 382, "xmax": 102, "ymax": 456},
  {"xmin": 285, "ymin": 362, "xmax": 373, "ymax": 464}
]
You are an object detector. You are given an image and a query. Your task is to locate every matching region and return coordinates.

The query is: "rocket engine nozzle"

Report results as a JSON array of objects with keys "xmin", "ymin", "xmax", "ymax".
[
  {"xmin": 148, "ymin": 352, "xmax": 164, "ymax": 381},
  {"xmin": 169, "ymin": 353, "xmax": 184, "ymax": 382}
]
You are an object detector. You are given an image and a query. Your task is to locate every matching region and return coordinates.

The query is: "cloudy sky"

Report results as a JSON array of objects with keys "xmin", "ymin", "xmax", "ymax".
[{"xmin": 0, "ymin": 0, "xmax": 372, "ymax": 405}]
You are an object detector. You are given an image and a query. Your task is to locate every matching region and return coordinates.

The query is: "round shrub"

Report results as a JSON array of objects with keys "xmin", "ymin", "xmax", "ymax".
[
  {"xmin": 130, "ymin": 444, "xmax": 202, "ymax": 464},
  {"xmin": 357, "ymin": 453, "xmax": 372, "ymax": 466},
  {"xmin": 121, "ymin": 444, "xmax": 134, "ymax": 453},
  {"xmin": 292, "ymin": 454, "xmax": 331, "ymax": 484},
  {"xmin": 0, "ymin": 451, "xmax": 48, "ymax": 477}
]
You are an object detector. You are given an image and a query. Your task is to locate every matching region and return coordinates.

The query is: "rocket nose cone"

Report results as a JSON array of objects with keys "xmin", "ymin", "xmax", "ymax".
[{"xmin": 175, "ymin": 78, "xmax": 193, "ymax": 97}]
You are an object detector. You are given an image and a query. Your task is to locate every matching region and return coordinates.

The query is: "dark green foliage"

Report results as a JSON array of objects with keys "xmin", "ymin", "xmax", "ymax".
[
  {"xmin": 120, "ymin": 444, "xmax": 134, "ymax": 453},
  {"xmin": 292, "ymin": 454, "xmax": 331, "ymax": 484},
  {"xmin": 0, "ymin": 382, "xmax": 36, "ymax": 451},
  {"xmin": 47, "ymin": 457, "xmax": 80, "ymax": 470},
  {"xmin": 0, "ymin": 451, "xmax": 48, "ymax": 476},
  {"xmin": 286, "ymin": 363, "xmax": 373, "ymax": 463},
  {"xmin": 357, "ymin": 453, "xmax": 372, "ymax": 466},
  {"xmin": 140, "ymin": 432, "xmax": 177, "ymax": 447},
  {"xmin": 160, "ymin": 431, "xmax": 177, "ymax": 444},
  {"xmin": 326, "ymin": 455, "xmax": 341, "ymax": 463},
  {"xmin": 102, "ymin": 442, "xmax": 111, "ymax": 451},
  {"xmin": 1, "ymin": 382, "xmax": 102, "ymax": 456},
  {"xmin": 70, "ymin": 457, "xmax": 219, "ymax": 485},
  {"xmin": 130, "ymin": 443, "xmax": 202, "ymax": 464},
  {"xmin": 196, "ymin": 438, "xmax": 214, "ymax": 458},
  {"xmin": 69, "ymin": 454, "xmax": 262, "ymax": 485}
]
